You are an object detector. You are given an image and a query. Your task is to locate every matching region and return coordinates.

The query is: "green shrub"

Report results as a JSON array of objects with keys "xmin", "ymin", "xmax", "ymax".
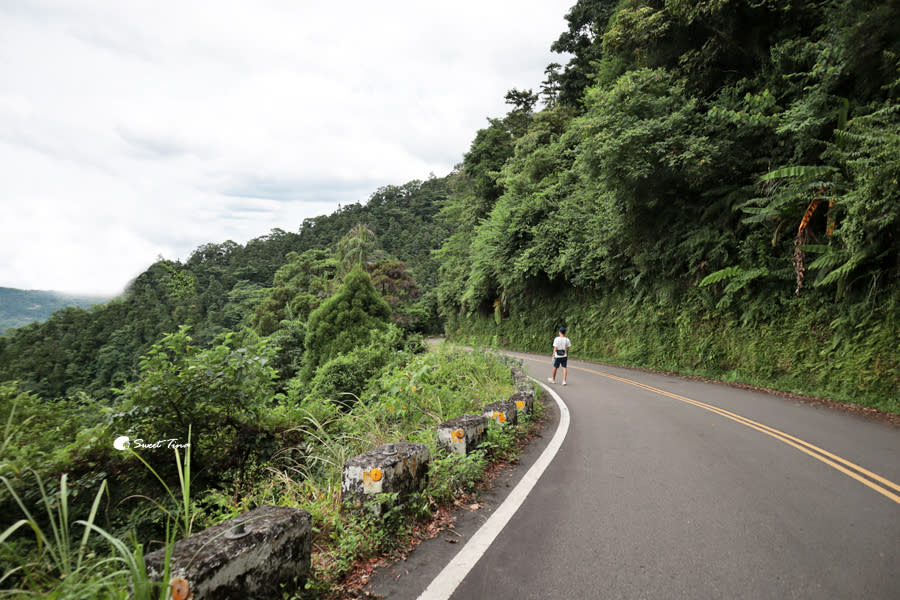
[
  {"xmin": 349, "ymin": 345, "xmax": 515, "ymax": 445},
  {"xmin": 300, "ymin": 267, "xmax": 392, "ymax": 382},
  {"xmin": 306, "ymin": 326, "xmax": 407, "ymax": 407},
  {"xmin": 425, "ymin": 450, "xmax": 489, "ymax": 505}
]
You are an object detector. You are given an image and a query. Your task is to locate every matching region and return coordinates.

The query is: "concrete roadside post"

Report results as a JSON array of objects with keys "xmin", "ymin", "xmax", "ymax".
[
  {"xmin": 144, "ymin": 505, "xmax": 312, "ymax": 599},
  {"xmin": 341, "ymin": 441, "xmax": 431, "ymax": 515}
]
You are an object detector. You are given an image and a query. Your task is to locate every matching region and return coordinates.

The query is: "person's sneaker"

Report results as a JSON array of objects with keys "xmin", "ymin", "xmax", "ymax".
[
  {"xmin": 547, "ymin": 377, "xmax": 555, "ymax": 384},
  {"xmin": 562, "ymin": 381, "xmax": 567, "ymax": 386}
]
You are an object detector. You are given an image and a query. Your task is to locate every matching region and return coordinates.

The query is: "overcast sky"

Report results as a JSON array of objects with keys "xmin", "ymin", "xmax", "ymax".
[{"xmin": 1, "ymin": 0, "xmax": 574, "ymax": 296}]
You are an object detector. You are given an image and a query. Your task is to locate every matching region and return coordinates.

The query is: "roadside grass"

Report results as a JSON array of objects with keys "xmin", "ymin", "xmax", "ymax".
[
  {"xmin": 305, "ymin": 383, "xmax": 549, "ymax": 599},
  {"xmin": 268, "ymin": 344, "xmax": 545, "ymax": 598},
  {"xmin": 0, "ymin": 343, "xmax": 542, "ymax": 599},
  {"xmin": 0, "ymin": 443, "xmax": 189, "ymax": 599}
]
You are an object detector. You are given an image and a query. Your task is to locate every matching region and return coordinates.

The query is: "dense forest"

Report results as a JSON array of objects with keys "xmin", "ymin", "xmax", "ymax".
[
  {"xmin": 2, "ymin": 0, "xmax": 899, "ymax": 597},
  {"xmin": 438, "ymin": 0, "xmax": 899, "ymax": 411},
  {"xmin": 0, "ymin": 178, "xmax": 451, "ymax": 401}
]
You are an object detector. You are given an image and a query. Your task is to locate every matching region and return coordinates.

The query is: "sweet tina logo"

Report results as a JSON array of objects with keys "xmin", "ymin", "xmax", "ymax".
[{"xmin": 113, "ymin": 436, "xmax": 190, "ymax": 450}]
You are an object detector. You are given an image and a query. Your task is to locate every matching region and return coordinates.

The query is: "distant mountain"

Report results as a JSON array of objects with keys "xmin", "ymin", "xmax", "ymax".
[{"xmin": 0, "ymin": 287, "xmax": 112, "ymax": 332}]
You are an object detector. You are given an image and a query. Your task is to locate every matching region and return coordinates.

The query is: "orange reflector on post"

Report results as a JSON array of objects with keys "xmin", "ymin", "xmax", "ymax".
[{"xmin": 171, "ymin": 577, "xmax": 191, "ymax": 600}]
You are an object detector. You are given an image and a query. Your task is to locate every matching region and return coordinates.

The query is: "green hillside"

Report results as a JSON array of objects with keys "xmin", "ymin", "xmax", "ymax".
[{"xmin": 0, "ymin": 179, "xmax": 452, "ymax": 400}]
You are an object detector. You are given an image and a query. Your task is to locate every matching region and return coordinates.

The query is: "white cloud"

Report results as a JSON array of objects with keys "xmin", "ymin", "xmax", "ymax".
[{"xmin": 0, "ymin": 0, "xmax": 573, "ymax": 295}]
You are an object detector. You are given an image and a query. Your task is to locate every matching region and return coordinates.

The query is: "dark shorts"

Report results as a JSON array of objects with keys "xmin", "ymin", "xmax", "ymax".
[{"xmin": 553, "ymin": 356, "xmax": 568, "ymax": 368}]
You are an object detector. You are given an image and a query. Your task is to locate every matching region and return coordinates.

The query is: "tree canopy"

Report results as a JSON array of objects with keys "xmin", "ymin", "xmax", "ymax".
[
  {"xmin": 439, "ymin": 0, "xmax": 900, "ymax": 320},
  {"xmin": 300, "ymin": 266, "xmax": 392, "ymax": 382}
]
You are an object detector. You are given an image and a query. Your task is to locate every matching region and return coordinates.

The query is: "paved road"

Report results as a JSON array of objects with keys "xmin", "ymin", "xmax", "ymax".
[{"xmin": 369, "ymin": 352, "xmax": 900, "ymax": 599}]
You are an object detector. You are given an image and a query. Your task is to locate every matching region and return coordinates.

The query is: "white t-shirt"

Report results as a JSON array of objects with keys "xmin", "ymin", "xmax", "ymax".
[{"xmin": 553, "ymin": 336, "xmax": 571, "ymax": 357}]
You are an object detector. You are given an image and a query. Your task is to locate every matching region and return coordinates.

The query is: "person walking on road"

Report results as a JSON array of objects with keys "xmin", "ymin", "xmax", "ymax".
[{"xmin": 549, "ymin": 326, "xmax": 572, "ymax": 385}]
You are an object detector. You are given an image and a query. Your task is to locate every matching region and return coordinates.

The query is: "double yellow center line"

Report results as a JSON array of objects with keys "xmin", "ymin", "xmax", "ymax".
[{"xmin": 573, "ymin": 364, "xmax": 900, "ymax": 506}]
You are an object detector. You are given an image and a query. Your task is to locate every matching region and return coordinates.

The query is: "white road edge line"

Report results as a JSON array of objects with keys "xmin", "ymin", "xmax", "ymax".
[{"xmin": 417, "ymin": 378, "xmax": 571, "ymax": 600}]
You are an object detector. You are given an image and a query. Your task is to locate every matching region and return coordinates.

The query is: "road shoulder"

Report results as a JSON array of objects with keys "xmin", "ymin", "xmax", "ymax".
[{"xmin": 356, "ymin": 382, "xmax": 560, "ymax": 599}]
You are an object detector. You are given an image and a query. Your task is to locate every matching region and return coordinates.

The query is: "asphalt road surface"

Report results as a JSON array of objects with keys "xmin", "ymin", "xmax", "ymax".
[{"xmin": 368, "ymin": 351, "xmax": 900, "ymax": 599}]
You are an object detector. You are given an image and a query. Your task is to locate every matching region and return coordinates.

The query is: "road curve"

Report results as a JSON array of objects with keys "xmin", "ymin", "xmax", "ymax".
[{"xmin": 444, "ymin": 352, "xmax": 900, "ymax": 599}]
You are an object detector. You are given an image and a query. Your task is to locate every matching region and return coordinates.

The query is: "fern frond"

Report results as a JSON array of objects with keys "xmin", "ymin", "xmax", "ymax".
[
  {"xmin": 807, "ymin": 251, "xmax": 848, "ymax": 271},
  {"xmin": 759, "ymin": 165, "xmax": 838, "ymax": 182},
  {"xmin": 736, "ymin": 267, "xmax": 770, "ymax": 281},
  {"xmin": 699, "ymin": 266, "xmax": 743, "ymax": 287},
  {"xmin": 834, "ymin": 129, "xmax": 872, "ymax": 146},
  {"xmin": 740, "ymin": 205, "xmax": 783, "ymax": 218},
  {"xmin": 723, "ymin": 268, "xmax": 769, "ymax": 294},
  {"xmin": 815, "ymin": 252, "xmax": 866, "ymax": 288}
]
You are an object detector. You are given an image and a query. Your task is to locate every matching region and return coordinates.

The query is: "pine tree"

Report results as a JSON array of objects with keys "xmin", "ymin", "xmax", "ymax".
[{"xmin": 300, "ymin": 267, "xmax": 391, "ymax": 381}]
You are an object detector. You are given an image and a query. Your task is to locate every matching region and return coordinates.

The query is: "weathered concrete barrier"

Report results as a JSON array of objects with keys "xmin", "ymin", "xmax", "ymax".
[
  {"xmin": 341, "ymin": 442, "xmax": 430, "ymax": 514},
  {"xmin": 511, "ymin": 366, "xmax": 529, "ymax": 386},
  {"xmin": 437, "ymin": 414, "xmax": 489, "ymax": 455},
  {"xmin": 482, "ymin": 399, "xmax": 518, "ymax": 427},
  {"xmin": 145, "ymin": 505, "xmax": 312, "ymax": 599},
  {"xmin": 510, "ymin": 388, "xmax": 535, "ymax": 417}
]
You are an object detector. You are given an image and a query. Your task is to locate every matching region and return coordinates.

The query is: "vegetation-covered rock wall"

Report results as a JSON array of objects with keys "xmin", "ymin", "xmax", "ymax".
[{"xmin": 438, "ymin": 0, "xmax": 900, "ymax": 412}]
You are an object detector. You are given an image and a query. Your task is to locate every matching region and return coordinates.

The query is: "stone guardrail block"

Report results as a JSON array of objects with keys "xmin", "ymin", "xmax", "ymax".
[
  {"xmin": 145, "ymin": 505, "xmax": 312, "ymax": 599},
  {"xmin": 482, "ymin": 399, "xmax": 518, "ymax": 427},
  {"xmin": 437, "ymin": 413, "xmax": 489, "ymax": 455},
  {"xmin": 510, "ymin": 388, "xmax": 535, "ymax": 416},
  {"xmin": 511, "ymin": 366, "xmax": 529, "ymax": 386},
  {"xmin": 341, "ymin": 442, "xmax": 430, "ymax": 514}
]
